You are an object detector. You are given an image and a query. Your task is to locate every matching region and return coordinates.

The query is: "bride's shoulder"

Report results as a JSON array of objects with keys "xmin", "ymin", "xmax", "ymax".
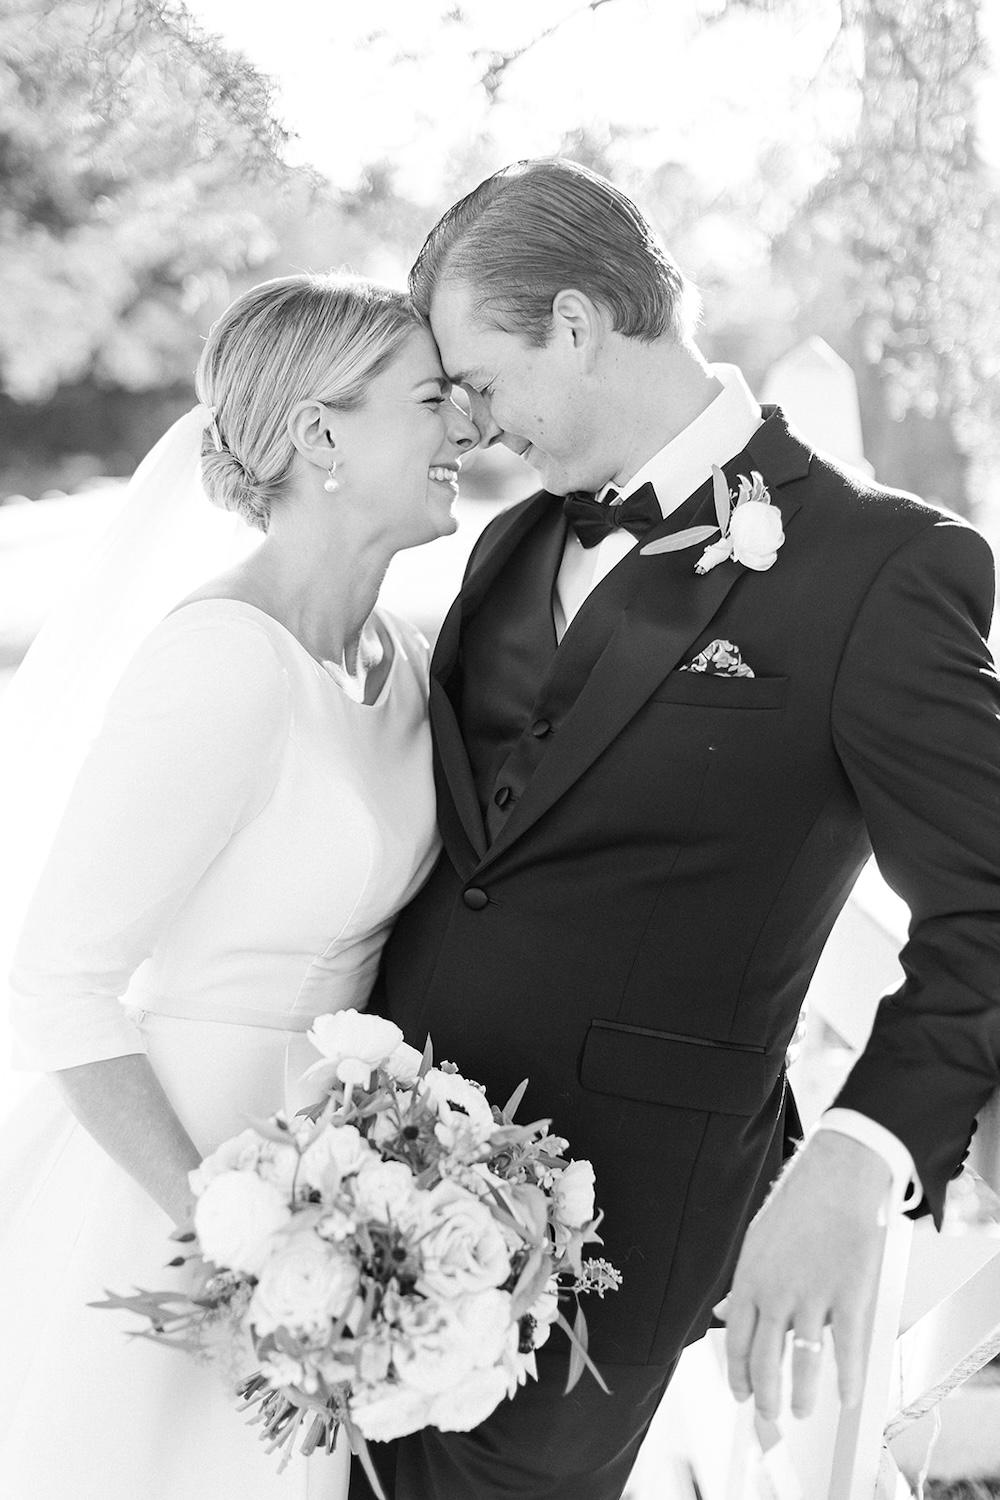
[{"xmin": 112, "ymin": 600, "xmax": 293, "ymax": 724}]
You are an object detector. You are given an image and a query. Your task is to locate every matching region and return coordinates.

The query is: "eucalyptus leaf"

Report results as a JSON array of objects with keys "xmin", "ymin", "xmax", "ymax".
[
  {"xmin": 712, "ymin": 464, "xmax": 732, "ymax": 533},
  {"xmin": 640, "ymin": 524, "xmax": 718, "ymax": 556}
]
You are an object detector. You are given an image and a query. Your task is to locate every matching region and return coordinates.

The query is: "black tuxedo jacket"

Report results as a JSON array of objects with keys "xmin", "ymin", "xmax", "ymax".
[{"xmin": 377, "ymin": 407, "xmax": 1000, "ymax": 1366}]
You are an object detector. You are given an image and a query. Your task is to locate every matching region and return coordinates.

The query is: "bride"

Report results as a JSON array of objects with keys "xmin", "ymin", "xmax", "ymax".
[{"xmin": 0, "ymin": 273, "xmax": 477, "ymax": 1497}]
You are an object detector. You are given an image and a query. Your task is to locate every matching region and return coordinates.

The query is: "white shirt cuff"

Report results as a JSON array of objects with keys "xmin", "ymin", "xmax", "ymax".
[{"xmin": 813, "ymin": 1108, "xmax": 921, "ymax": 1212}]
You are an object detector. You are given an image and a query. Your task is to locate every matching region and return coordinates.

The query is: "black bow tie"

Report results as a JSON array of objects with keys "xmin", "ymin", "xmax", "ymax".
[{"xmin": 562, "ymin": 482, "xmax": 662, "ymax": 549}]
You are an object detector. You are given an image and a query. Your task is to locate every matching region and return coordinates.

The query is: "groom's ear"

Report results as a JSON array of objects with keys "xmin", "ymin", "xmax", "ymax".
[
  {"xmin": 287, "ymin": 399, "xmax": 337, "ymax": 467},
  {"xmin": 550, "ymin": 290, "xmax": 604, "ymax": 369}
]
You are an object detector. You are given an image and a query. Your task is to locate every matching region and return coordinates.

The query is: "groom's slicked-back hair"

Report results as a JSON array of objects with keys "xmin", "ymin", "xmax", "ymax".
[{"xmin": 409, "ymin": 158, "xmax": 697, "ymax": 346}]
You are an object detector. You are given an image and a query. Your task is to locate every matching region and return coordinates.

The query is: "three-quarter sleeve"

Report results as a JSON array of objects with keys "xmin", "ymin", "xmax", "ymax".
[{"xmin": 9, "ymin": 614, "xmax": 291, "ymax": 1071}]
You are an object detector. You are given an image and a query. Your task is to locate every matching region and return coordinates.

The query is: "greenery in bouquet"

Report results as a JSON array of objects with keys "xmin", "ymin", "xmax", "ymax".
[{"xmin": 94, "ymin": 1012, "xmax": 620, "ymax": 1493}]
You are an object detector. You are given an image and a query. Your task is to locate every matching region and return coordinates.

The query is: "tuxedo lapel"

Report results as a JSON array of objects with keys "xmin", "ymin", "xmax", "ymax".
[
  {"xmin": 429, "ymin": 491, "xmax": 565, "ymax": 867},
  {"xmin": 478, "ymin": 410, "xmax": 809, "ymax": 868},
  {"xmin": 432, "ymin": 491, "xmax": 558, "ymax": 683}
]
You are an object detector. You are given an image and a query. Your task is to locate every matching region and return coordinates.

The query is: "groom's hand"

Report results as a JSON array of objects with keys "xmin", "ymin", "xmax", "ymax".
[{"xmin": 721, "ymin": 1132, "xmax": 892, "ymax": 1420}]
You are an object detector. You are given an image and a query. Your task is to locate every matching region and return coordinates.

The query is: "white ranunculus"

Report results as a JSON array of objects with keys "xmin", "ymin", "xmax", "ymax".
[
  {"xmin": 421, "ymin": 1067, "xmax": 496, "ymax": 1148},
  {"xmin": 427, "ymin": 1363, "xmax": 511, "ymax": 1432},
  {"xmin": 306, "ymin": 1010, "xmax": 405, "ymax": 1089},
  {"xmin": 189, "ymin": 1128, "xmax": 299, "ymax": 1199},
  {"xmin": 350, "ymin": 1381, "xmax": 433, "ymax": 1442},
  {"xmin": 417, "ymin": 1180, "xmax": 511, "ymax": 1298},
  {"xmin": 729, "ymin": 501, "xmax": 784, "ymax": 571},
  {"xmin": 552, "ymin": 1160, "xmax": 596, "ymax": 1230},
  {"xmin": 194, "ymin": 1170, "xmax": 292, "ymax": 1275},
  {"xmin": 350, "ymin": 1158, "xmax": 420, "ymax": 1224},
  {"xmin": 298, "ymin": 1122, "xmax": 372, "ymax": 1197},
  {"xmin": 250, "ymin": 1224, "xmax": 360, "ymax": 1336}
]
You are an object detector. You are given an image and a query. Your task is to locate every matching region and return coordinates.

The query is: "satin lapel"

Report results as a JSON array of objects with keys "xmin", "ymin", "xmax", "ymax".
[
  {"xmin": 431, "ymin": 490, "xmax": 559, "ymax": 683},
  {"xmin": 478, "ymin": 411, "xmax": 809, "ymax": 868},
  {"xmin": 428, "ymin": 490, "xmax": 565, "ymax": 866}
]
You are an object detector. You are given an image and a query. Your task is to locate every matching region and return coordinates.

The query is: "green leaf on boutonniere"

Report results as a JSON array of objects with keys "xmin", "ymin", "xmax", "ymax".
[
  {"xmin": 712, "ymin": 464, "xmax": 732, "ymax": 533},
  {"xmin": 640, "ymin": 524, "xmax": 719, "ymax": 557}
]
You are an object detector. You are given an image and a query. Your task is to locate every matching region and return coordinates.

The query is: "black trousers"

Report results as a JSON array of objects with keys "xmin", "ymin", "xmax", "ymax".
[{"xmin": 347, "ymin": 1341, "xmax": 679, "ymax": 1500}]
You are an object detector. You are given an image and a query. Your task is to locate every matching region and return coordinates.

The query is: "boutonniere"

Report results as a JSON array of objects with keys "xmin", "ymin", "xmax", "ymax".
[{"xmin": 640, "ymin": 467, "xmax": 785, "ymax": 574}]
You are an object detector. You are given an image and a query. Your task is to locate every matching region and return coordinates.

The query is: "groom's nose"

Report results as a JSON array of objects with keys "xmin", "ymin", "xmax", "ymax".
[
  {"xmin": 466, "ymin": 389, "xmax": 502, "ymax": 445},
  {"xmin": 448, "ymin": 404, "xmax": 479, "ymax": 452}
]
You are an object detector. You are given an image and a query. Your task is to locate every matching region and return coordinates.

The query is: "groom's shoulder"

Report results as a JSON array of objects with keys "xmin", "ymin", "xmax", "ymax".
[{"xmin": 799, "ymin": 448, "xmax": 980, "ymax": 556}]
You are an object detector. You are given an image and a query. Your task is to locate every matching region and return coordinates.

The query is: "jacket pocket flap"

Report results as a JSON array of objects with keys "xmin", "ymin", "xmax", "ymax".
[
  {"xmin": 580, "ymin": 1019, "xmax": 770, "ymax": 1116},
  {"xmin": 650, "ymin": 674, "xmax": 788, "ymax": 708}
]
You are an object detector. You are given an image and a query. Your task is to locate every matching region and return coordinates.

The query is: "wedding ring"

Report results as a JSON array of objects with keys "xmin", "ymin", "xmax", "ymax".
[{"xmin": 791, "ymin": 1336, "xmax": 823, "ymax": 1354}]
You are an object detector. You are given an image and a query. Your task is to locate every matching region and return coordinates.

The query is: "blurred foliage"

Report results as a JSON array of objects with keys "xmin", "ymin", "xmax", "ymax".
[
  {"xmin": 1, "ymin": 0, "xmax": 997, "ymax": 517},
  {"xmin": 0, "ymin": 0, "xmax": 290, "ymax": 404},
  {"xmin": 781, "ymin": 0, "xmax": 999, "ymax": 506},
  {"xmin": 427, "ymin": 0, "xmax": 999, "ymax": 511}
]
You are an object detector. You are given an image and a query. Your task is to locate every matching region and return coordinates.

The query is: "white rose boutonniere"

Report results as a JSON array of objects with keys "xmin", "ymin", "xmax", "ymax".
[
  {"xmin": 640, "ymin": 466, "xmax": 784, "ymax": 576},
  {"xmin": 695, "ymin": 468, "xmax": 784, "ymax": 575}
]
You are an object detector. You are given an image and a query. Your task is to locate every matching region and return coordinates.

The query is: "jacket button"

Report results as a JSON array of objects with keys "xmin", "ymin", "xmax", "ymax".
[
  {"xmin": 463, "ymin": 887, "xmax": 489, "ymax": 910},
  {"xmin": 494, "ymin": 785, "xmax": 512, "ymax": 808},
  {"xmin": 531, "ymin": 718, "xmax": 552, "ymax": 737}
]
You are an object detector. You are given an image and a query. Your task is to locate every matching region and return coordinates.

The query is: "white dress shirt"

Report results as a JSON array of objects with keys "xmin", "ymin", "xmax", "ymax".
[{"xmin": 552, "ymin": 362, "xmax": 918, "ymax": 1211}]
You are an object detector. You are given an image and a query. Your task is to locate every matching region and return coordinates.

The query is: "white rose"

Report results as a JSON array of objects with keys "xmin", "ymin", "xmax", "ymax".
[
  {"xmin": 385, "ymin": 1042, "xmax": 424, "ymax": 1085},
  {"xmin": 306, "ymin": 1010, "xmax": 405, "ymax": 1089},
  {"xmin": 351, "ymin": 1158, "xmax": 421, "ymax": 1224},
  {"xmin": 452, "ymin": 1289, "xmax": 516, "ymax": 1368},
  {"xmin": 421, "ymin": 1068, "xmax": 496, "ymax": 1148},
  {"xmin": 194, "ymin": 1170, "xmax": 292, "ymax": 1275},
  {"xmin": 552, "ymin": 1160, "xmax": 596, "ymax": 1230},
  {"xmin": 729, "ymin": 500, "xmax": 784, "ymax": 571},
  {"xmin": 427, "ymin": 1364, "xmax": 511, "ymax": 1432},
  {"xmin": 250, "ymin": 1224, "xmax": 360, "ymax": 1336},
  {"xmin": 298, "ymin": 1123, "xmax": 373, "ymax": 1197},
  {"xmin": 392, "ymin": 1300, "xmax": 477, "ymax": 1395},
  {"xmin": 350, "ymin": 1381, "xmax": 432, "ymax": 1442},
  {"xmin": 417, "ymin": 1180, "xmax": 511, "ymax": 1298}
]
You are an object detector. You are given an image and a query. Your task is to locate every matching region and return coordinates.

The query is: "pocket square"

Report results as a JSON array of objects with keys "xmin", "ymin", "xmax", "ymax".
[{"xmin": 680, "ymin": 640, "xmax": 755, "ymax": 677}]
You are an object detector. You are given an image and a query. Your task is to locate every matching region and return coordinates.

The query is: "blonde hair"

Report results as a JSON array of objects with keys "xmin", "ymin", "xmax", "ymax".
[{"xmin": 195, "ymin": 273, "xmax": 424, "ymax": 532}]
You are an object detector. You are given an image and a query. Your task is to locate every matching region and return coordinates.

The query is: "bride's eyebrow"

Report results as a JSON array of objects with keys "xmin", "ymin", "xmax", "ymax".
[{"xmin": 413, "ymin": 376, "xmax": 453, "ymax": 394}]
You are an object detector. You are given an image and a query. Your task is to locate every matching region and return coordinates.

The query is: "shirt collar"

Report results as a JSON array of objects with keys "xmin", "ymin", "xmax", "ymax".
[{"xmin": 599, "ymin": 363, "xmax": 763, "ymax": 520}]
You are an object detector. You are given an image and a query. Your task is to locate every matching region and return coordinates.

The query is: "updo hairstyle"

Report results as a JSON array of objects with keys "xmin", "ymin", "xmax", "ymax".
[{"xmin": 195, "ymin": 273, "xmax": 424, "ymax": 533}]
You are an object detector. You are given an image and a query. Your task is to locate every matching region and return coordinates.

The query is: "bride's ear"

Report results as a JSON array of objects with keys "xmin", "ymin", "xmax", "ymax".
[{"xmin": 287, "ymin": 400, "xmax": 337, "ymax": 470}]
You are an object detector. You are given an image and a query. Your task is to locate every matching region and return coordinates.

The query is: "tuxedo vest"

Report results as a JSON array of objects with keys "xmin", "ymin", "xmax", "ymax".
[{"xmin": 458, "ymin": 518, "xmax": 561, "ymax": 845}]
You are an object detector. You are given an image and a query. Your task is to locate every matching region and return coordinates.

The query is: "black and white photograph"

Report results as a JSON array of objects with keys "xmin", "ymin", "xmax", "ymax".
[{"xmin": 2, "ymin": 2, "xmax": 1000, "ymax": 1496}]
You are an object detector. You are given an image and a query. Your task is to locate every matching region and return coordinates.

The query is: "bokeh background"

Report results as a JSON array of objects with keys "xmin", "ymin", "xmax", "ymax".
[{"xmin": 3, "ymin": 5, "xmax": 1000, "ymax": 1490}]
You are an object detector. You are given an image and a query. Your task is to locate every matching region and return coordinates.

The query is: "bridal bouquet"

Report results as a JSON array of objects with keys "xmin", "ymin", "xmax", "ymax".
[{"xmin": 95, "ymin": 1013, "xmax": 620, "ymax": 1492}]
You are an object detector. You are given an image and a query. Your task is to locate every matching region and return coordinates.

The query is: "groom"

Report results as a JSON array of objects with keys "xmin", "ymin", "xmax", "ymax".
[{"xmin": 352, "ymin": 159, "xmax": 1000, "ymax": 1499}]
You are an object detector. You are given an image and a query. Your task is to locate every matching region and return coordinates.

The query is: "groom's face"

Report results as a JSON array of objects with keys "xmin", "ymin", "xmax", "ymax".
[{"xmin": 428, "ymin": 279, "xmax": 599, "ymax": 496}]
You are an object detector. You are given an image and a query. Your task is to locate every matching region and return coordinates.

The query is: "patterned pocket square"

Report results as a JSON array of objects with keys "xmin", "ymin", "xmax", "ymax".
[{"xmin": 680, "ymin": 640, "xmax": 755, "ymax": 677}]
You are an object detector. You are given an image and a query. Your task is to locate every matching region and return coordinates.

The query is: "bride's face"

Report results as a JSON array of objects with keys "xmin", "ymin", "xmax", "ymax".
[{"xmin": 338, "ymin": 326, "xmax": 479, "ymax": 550}]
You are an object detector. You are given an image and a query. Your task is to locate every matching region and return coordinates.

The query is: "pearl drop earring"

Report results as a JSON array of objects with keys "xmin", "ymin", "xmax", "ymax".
[{"xmin": 323, "ymin": 462, "xmax": 339, "ymax": 493}]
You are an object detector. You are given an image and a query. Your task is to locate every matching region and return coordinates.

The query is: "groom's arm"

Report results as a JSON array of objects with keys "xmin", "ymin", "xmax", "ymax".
[{"xmin": 725, "ymin": 515, "xmax": 1000, "ymax": 1418}]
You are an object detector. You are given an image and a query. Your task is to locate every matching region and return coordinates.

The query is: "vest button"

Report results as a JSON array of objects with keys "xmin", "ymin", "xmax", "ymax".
[
  {"xmin": 494, "ymin": 785, "xmax": 512, "ymax": 808},
  {"xmin": 463, "ymin": 887, "xmax": 489, "ymax": 910},
  {"xmin": 531, "ymin": 718, "xmax": 552, "ymax": 737}
]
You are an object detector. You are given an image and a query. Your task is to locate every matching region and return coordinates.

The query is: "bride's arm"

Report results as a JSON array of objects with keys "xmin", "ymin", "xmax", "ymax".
[
  {"xmin": 54, "ymin": 1055, "xmax": 202, "ymax": 1227},
  {"xmin": 9, "ymin": 616, "xmax": 291, "ymax": 1215}
]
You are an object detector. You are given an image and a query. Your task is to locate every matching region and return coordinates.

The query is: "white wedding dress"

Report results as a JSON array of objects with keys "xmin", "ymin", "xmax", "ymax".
[{"xmin": 0, "ymin": 599, "xmax": 439, "ymax": 1498}]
